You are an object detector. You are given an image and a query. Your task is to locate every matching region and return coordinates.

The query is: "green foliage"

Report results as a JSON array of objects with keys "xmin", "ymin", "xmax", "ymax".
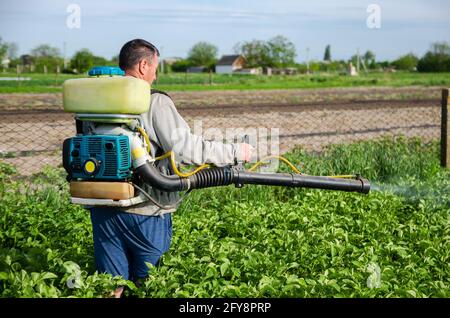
[
  {"xmin": 29, "ymin": 44, "xmax": 63, "ymax": 73},
  {"xmin": 267, "ymin": 35, "xmax": 297, "ymax": 68},
  {"xmin": 234, "ymin": 35, "xmax": 296, "ymax": 68},
  {"xmin": 234, "ymin": 39, "xmax": 271, "ymax": 68},
  {"xmin": 0, "ymin": 138, "xmax": 448, "ymax": 298},
  {"xmin": 34, "ymin": 56, "xmax": 64, "ymax": 73},
  {"xmin": 324, "ymin": 45, "xmax": 331, "ymax": 62},
  {"xmin": 306, "ymin": 60, "xmax": 347, "ymax": 73},
  {"xmin": 70, "ymin": 49, "xmax": 95, "ymax": 74},
  {"xmin": 6, "ymin": 42, "xmax": 18, "ymax": 60},
  {"xmin": 30, "ymin": 44, "xmax": 61, "ymax": 58},
  {"xmin": 392, "ymin": 53, "xmax": 419, "ymax": 71},
  {"xmin": 171, "ymin": 59, "xmax": 194, "ymax": 73},
  {"xmin": 288, "ymin": 137, "xmax": 441, "ymax": 182},
  {"xmin": 417, "ymin": 42, "xmax": 450, "ymax": 73},
  {"xmin": 187, "ymin": 42, "xmax": 218, "ymax": 69},
  {"xmin": 1, "ymin": 71, "xmax": 450, "ymax": 93},
  {"xmin": 0, "ymin": 38, "xmax": 8, "ymax": 61},
  {"xmin": 68, "ymin": 49, "xmax": 115, "ymax": 74},
  {"xmin": 363, "ymin": 51, "xmax": 376, "ymax": 69},
  {"xmin": 350, "ymin": 51, "xmax": 377, "ymax": 70}
]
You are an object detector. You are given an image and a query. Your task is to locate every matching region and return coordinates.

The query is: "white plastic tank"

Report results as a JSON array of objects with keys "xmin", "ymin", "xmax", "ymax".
[{"xmin": 63, "ymin": 67, "xmax": 151, "ymax": 114}]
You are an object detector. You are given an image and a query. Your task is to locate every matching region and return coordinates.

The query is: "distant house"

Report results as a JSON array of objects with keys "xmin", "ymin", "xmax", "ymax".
[
  {"xmin": 215, "ymin": 55, "xmax": 245, "ymax": 74},
  {"xmin": 234, "ymin": 67, "xmax": 262, "ymax": 75},
  {"xmin": 1, "ymin": 58, "xmax": 10, "ymax": 70},
  {"xmin": 272, "ymin": 67, "xmax": 298, "ymax": 75},
  {"xmin": 163, "ymin": 57, "xmax": 182, "ymax": 65}
]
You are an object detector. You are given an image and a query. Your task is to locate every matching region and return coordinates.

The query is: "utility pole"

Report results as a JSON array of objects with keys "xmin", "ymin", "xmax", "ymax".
[
  {"xmin": 441, "ymin": 89, "xmax": 449, "ymax": 168},
  {"xmin": 63, "ymin": 42, "xmax": 68, "ymax": 70},
  {"xmin": 356, "ymin": 48, "xmax": 360, "ymax": 74},
  {"xmin": 160, "ymin": 46, "xmax": 164, "ymax": 74},
  {"xmin": 306, "ymin": 47, "xmax": 310, "ymax": 74}
]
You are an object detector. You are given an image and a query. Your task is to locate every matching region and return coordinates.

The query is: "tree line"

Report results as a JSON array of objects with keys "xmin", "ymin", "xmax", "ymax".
[{"xmin": 0, "ymin": 35, "xmax": 449, "ymax": 74}]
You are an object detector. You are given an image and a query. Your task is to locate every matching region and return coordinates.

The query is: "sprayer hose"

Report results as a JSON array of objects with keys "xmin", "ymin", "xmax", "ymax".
[{"xmin": 137, "ymin": 128, "xmax": 356, "ymax": 180}]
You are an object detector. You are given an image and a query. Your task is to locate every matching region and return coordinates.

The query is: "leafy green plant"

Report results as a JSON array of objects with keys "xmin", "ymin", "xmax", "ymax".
[{"xmin": 0, "ymin": 138, "xmax": 448, "ymax": 298}]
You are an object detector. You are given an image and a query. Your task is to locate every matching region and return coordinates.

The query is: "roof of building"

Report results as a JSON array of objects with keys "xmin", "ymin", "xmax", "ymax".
[{"xmin": 216, "ymin": 55, "xmax": 243, "ymax": 66}]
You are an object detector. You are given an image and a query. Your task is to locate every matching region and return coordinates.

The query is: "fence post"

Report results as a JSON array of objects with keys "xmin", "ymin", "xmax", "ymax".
[{"xmin": 441, "ymin": 89, "xmax": 449, "ymax": 168}]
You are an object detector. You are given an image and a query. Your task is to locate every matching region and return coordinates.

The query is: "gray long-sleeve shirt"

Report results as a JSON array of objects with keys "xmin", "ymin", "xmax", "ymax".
[{"xmin": 121, "ymin": 91, "xmax": 246, "ymax": 216}]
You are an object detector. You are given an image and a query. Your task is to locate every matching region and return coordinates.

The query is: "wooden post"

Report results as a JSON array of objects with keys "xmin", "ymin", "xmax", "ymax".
[
  {"xmin": 441, "ymin": 89, "xmax": 449, "ymax": 168},
  {"xmin": 55, "ymin": 65, "xmax": 60, "ymax": 85},
  {"xmin": 209, "ymin": 69, "xmax": 212, "ymax": 85},
  {"xmin": 16, "ymin": 65, "xmax": 21, "ymax": 87}
]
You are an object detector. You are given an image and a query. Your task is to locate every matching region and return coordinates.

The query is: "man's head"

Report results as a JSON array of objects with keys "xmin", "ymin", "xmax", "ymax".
[{"xmin": 119, "ymin": 39, "xmax": 160, "ymax": 85}]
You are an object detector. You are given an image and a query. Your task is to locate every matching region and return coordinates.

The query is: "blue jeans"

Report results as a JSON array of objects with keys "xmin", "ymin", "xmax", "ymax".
[{"xmin": 89, "ymin": 207, "xmax": 172, "ymax": 281}]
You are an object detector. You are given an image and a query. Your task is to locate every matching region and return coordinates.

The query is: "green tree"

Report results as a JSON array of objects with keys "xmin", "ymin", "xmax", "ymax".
[
  {"xmin": 392, "ymin": 53, "xmax": 418, "ymax": 71},
  {"xmin": 30, "ymin": 44, "xmax": 61, "ymax": 58},
  {"xmin": 187, "ymin": 42, "xmax": 218, "ymax": 69},
  {"xmin": 92, "ymin": 55, "xmax": 112, "ymax": 67},
  {"xmin": 234, "ymin": 39, "xmax": 271, "ymax": 67},
  {"xmin": 30, "ymin": 44, "xmax": 62, "ymax": 73},
  {"xmin": 363, "ymin": 50, "xmax": 376, "ymax": 69},
  {"xmin": 6, "ymin": 42, "xmax": 18, "ymax": 59},
  {"xmin": 110, "ymin": 54, "xmax": 119, "ymax": 64},
  {"xmin": 0, "ymin": 38, "xmax": 15, "ymax": 61},
  {"xmin": 324, "ymin": 45, "xmax": 331, "ymax": 62},
  {"xmin": 171, "ymin": 59, "xmax": 193, "ymax": 72},
  {"xmin": 0, "ymin": 40, "xmax": 8, "ymax": 62},
  {"xmin": 20, "ymin": 55, "xmax": 34, "ymax": 65},
  {"xmin": 234, "ymin": 35, "xmax": 296, "ymax": 68},
  {"xmin": 70, "ymin": 49, "xmax": 94, "ymax": 73},
  {"xmin": 267, "ymin": 35, "xmax": 296, "ymax": 67},
  {"xmin": 430, "ymin": 42, "xmax": 450, "ymax": 55},
  {"xmin": 417, "ymin": 42, "xmax": 450, "ymax": 72}
]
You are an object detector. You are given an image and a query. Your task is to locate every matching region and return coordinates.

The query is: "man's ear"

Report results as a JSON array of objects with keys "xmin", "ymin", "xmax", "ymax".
[{"xmin": 138, "ymin": 59, "xmax": 148, "ymax": 75}]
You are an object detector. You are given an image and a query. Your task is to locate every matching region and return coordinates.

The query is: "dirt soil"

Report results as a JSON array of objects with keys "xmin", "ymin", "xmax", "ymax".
[{"xmin": 0, "ymin": 87, "xmax": 442, "ymax": 175}]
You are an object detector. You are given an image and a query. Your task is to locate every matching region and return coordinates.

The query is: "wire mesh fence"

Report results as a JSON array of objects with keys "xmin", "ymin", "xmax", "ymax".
[{"xmin": 0, "ymin": 89, "xmax": 444, "ymax": 176}]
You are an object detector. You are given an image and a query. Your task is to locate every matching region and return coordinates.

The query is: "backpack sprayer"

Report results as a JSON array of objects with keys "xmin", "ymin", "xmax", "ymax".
[{"xmin": 62, "ymin": 67, "xmax": 370, "ymax": 209}]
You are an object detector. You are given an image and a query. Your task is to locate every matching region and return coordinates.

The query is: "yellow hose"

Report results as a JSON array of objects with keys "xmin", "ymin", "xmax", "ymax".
[
  {"xmin": 137, "ymin": 127, "xmax": 152, "ymax": 154},
  {"xmin": 152, "ymin": 145, "xmax": 356, "ymax": 180},
  {"xmin": 137, "ymin": 128, "xmax": 209, "ymax": 177},
  {"xmin": 324, "ymin": 175, "xmax": 356, "ymax": 179},
  {"xmin": 155, "ymin": 150, "xmax": 210, "ymax": 177},
  {"xmin": 138, "ymin": 123, "xmax": 357, "ymax": 180},
  {"xmin": 248, "ymin": 155, "xmax": 302, "ymax": 174}
]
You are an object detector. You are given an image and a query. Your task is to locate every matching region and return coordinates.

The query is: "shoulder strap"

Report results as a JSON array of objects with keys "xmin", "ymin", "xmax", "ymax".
[
  {"xmin": 149, "ymin": 89, "xmax": 175, "ymax": 172},
  {"xmin": 149, "ymin": 89, "xmax": 167, "ymax": 158},
  {"xmin": 151, "ymin": 89, "xmax": 172, "ymax": 100}
]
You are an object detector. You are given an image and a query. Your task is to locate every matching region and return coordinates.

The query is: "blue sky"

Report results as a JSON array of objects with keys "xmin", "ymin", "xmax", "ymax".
[{"xmin": 0, "ymin": 0, "xmax": 449, "ymax": 62}]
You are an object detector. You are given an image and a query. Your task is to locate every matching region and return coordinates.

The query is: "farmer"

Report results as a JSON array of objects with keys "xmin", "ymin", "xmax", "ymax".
[{"xmin": 89, "ymin": 39, "xmax": 253, "ymax": 297}]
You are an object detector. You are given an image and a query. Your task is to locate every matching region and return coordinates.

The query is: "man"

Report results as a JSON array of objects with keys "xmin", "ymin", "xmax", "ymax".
[{"xmin": 89, "ymin": 39, "xmax": 253, "ymax": 297}]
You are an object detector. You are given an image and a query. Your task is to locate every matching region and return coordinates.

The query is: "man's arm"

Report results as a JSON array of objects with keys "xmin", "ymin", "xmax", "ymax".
[{"xmin": 148, "ymin": 93, "xmax": 251, "ymax": 167}]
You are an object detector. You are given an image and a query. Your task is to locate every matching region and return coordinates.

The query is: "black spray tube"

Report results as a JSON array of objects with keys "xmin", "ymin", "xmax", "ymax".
[{"xmin": 137, "ymin": 162, "xmax": 370, "ymax": 194}]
